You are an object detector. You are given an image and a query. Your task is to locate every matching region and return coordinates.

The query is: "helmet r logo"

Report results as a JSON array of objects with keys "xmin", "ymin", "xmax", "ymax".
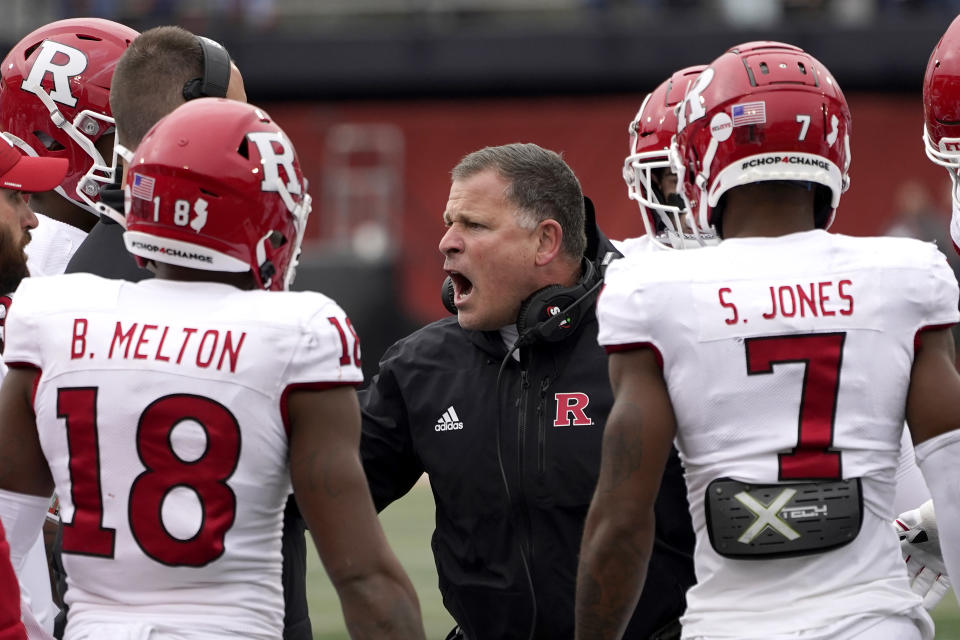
[
  {"xmin": 677, "ymin": 67, "xmax": 713, "ymax": 133},
  {"xmin": 247, "ymin": 131, "xmax": 302, "ymax": 197},
  {"xmin": 22, "ymin": 40, "xmax": 87, "ymax": 107},
  {"xmin": 826, "ymin": 114, "xmax": 839, "ymax": 146}
]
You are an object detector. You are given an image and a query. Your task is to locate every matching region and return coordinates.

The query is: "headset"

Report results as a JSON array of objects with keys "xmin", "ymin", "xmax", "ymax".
[
  {"xmin": 92, "ymin": 36, "xmax": 232, "ymax": 224},
  {"xmin": 441, "ymin": 256, "xmax": 603, "ymax": 346},
  {"xmin": 182, "ymin": 36, "xmax": 231, "ymax": 101}
]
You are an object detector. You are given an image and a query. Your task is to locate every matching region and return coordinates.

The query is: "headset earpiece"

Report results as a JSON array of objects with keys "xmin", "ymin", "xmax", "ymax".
[
  {"xmin": 182, "ymin": 36, "xmax": 232, "ymax": 101},
  {"xmin": 516, "ymin": 284, "xmax": 567, "ymax": 338},
  {"xmin": 515, "ymin": 258, "xmax": 599, "ymax": 344},
  {"xmin": 441, "ymin": 276, "xmax": 457, "ymax": 315}
]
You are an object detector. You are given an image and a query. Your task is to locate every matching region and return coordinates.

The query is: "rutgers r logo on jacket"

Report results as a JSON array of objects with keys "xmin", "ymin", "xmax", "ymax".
[{"xmin": 554, "ymin": 392, "xmax": 593, "ymax": 427}]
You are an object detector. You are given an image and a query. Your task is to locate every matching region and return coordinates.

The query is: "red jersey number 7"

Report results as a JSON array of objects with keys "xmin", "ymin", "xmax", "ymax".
[{"xmin": 745, "ymin": 333, "xmax": 846, "ymax": 481}]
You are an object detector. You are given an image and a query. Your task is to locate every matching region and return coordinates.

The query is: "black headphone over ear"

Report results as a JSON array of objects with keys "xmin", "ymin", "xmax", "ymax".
[
  {"xmin": 516, "ymin": 258, "xmax": 600, "ymax": 344},
  {"xmin": 182, "ymin": 36, "xmax": 232, "ymax": 101},
  {"xmin": 441, "ymin": 277, "xmax": 457, "ymax": 315},
  {"xmin": 441, "ymin": 257, "xmax": 602, "ymax": 345}
]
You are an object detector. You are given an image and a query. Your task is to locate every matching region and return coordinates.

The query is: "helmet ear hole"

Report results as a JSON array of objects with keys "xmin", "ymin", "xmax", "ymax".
[
  {"xmin": 22, "ymin": 42, "xmax": 41, "ymax": 59},
  {"xmin": 268, "ymin": 230, "xmax": 286, "ymax": 249},
  {"xmin": 33, "ymin": 131, "xmax": 63, "ymax": 151}
]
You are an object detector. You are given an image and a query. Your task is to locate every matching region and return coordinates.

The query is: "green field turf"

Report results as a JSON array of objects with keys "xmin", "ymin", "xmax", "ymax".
[
  {"xmin": 306, "ymin": 482, "xmax": 960, "ymax": 639},
  {"xmin": 306, "ymin": 481, "xmax": 454, "ymax": 639}
]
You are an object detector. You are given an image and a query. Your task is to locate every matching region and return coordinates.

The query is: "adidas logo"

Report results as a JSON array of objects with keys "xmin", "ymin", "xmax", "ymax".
[{"xmin": 435, "ymin": 406, "xmax": 464, "ymax": 431}]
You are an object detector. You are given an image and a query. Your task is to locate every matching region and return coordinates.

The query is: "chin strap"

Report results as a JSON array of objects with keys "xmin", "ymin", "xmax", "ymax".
[{"xmin": 21, "ymin": 80, "xmax": 114, "ymax": 214}]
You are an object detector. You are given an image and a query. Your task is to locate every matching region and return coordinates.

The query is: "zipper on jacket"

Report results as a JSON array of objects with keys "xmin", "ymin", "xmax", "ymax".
[
  {"xmin": 536, "ymin": 376, "xmax": 551, "ymax": 475},
  {"xmin": 517, "ymin": 369, "xmax": 530, "ymax": 490},
  {"xmin": 516, "ymin": 367, "xmax": 539, "ymax": 630}
]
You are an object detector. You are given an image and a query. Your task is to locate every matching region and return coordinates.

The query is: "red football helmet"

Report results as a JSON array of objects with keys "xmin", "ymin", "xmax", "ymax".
[
  {"xmin": 924, "ymin": 15, "xmax": 960, "ymax": 212},
  {"xmin": 0, "ymin": 18, "xmax": 138, "ymax": 214},
  {"xmin": 623, "ymin": 65, "xmax": 716, "ymax": 248},
  {"xmin": 124, "ymin": 99, "xmax": 311, "ymax": 291},
  {"xmin": 671, "ymin": 41, "xmax": 851, "ymax": 236}
]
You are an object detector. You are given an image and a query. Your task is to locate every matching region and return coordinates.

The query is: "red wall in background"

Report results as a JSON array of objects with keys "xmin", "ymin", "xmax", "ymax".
[{"xmin": 264, "ymin": 93, "xmax": 950, "ymax": 324}]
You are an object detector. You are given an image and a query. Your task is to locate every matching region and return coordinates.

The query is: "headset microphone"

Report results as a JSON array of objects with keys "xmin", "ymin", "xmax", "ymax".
[
  {"xmin": 441, "ymin": 276, "xmax": 457, "ymax": 315},
  {"xmin": 514, "ymin": 275, "xmax": 603, "ymax": 347}
]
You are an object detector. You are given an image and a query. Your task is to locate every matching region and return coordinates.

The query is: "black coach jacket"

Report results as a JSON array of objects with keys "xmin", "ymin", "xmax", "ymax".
[{"xmin": 359, "ymin": 257, "xmax": 695, "ymax": 639}]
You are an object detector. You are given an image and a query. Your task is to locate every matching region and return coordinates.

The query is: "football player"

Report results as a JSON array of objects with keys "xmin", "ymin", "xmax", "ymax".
[
  {"xmin": 924, "ymin": 13, "xmax": 960, "ymax": 255},
  {"xmin": 0, "ymin": 18, "xmax": 138, "ymax": 277},
  {"xmin": 625, "ymin": 61, "xmax": 951, "ymax": 609},
  {"xmin": 0, "ymin": 99, "xmax": 425, "ymax": 639},
  {"xmin": 65, "ymin": 25, "xmax": 246, "ymax": 282},
  {"xmin": 0, "ymin": 19, "xmax": 137, "ymax": 638},
  {"xmin": 616, "ymin": 65, "xmax": 716, "ymax": 254},
  {"xmin": 577, "ymin": 41, "xmax": 960, "ymax": 640}
]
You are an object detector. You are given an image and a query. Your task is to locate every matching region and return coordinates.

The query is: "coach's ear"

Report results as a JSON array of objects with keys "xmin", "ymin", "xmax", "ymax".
[{"xmin": 533, "ymin": 218, "xmax": 564, "ymax": 268}]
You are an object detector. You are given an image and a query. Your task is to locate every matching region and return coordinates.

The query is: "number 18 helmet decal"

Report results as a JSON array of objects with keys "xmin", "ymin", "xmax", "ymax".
[
  {"xmin": 671, "ymin": 41, "xmax": 851, "ymax": 236},
  {"xmin": 124, "ymin": 99, "xmax": 311, "ymax": 291},
  {"xmin": 923, "ymin": 14, "xmax": 960, "ymax": 251},
  {"xmin": 624, "ymin": 65, "xmax": 717, "ymax": 248}
]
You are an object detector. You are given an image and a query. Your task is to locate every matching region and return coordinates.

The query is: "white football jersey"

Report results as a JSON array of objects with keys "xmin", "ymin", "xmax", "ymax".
[
  {"xmin": 951, "ymin": 198, "xmax": 960, "ymax": 255},
  {"xmin": 598, "ymin": 230, "xmax": 959, "ymax": 639},
  {"xmin": 3, "ymin": 274, "xmax": 363, "ymax": 639},
  {"xmin": 25, "ymin": 213, "xmax": 87, "ymax": 278},
  {"xmin": 611, "ymin": 235, "xmax": 657, "ymax": 257}
]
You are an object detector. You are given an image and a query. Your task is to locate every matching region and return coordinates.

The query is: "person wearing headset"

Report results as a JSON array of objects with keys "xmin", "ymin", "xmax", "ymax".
[
  {"xmin": 54, "ymin": 26, "xmax": 317, "ymax": 640},
  {"xmin": 64, "ymin": 26, "xmax": 244, "ymax": 281},
  {"xmin": 359, "ymin": 142, "xmax": 695, "ymax": 640}
]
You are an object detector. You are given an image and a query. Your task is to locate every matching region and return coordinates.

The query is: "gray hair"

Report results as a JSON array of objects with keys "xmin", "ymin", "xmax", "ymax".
[{"xmin": 451, "ymin": 143, "xmax": 587, "ymax": 260}]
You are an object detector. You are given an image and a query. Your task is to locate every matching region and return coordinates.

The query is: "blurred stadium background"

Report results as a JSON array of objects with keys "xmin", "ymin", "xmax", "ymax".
[{"xmin": 9, "ymin": 1, "xmax": 960, "ymax": 637}]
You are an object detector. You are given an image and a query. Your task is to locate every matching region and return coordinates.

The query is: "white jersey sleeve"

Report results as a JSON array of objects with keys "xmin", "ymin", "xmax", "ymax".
[
  {"xmin": 284, "ymin": 304, "xmax": 363, "ymax": 388},
  {"xmin": 24, "ymin": 213, "xmax": 88, "ymax": 278},
  {"xmin": 916, "ymin": 239, "xmax": 960, "ymax": 328},
  {"xmin": 597, "ymin": 253, "xmax": 663, "ymax": 354}
]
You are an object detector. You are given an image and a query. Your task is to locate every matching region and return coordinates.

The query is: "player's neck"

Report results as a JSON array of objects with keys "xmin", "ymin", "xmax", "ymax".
[
  {"xmin": 29, "ymin": 191, "xmax": 97, "ymax": 233},
  {"xmin": 721, "ymin": 183, "xmax": 817, "ymax": 239},
  {"xmin": 152, "ymin": 263, "xmax": 257, "ymax": 290}
]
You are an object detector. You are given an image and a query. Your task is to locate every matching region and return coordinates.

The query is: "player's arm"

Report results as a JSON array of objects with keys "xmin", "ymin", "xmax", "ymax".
[
  {"xmin": 906, "ymin": 327, "xmax": 960, "ymax": 444},
  {"xmin": 0, "ymin": 368, "xmax": 52, "ymax": 498},
  {"xmin": 575, "ymin": 347, "xmax": 677, "ymax": 640},
  {"xmin": 905, "ymin": 326, "xmax": 960, "ymax": 606},
  {"xmin": 0, "ymin": 365, "xmax": 55, "ymax": 630},
  {"xmin": 358, "ymin": 356, "xmax": 425, "ymax": 512},
  {"xmin": 287, "ymin": 386, "xmax": 426, "ymax": 640}
]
